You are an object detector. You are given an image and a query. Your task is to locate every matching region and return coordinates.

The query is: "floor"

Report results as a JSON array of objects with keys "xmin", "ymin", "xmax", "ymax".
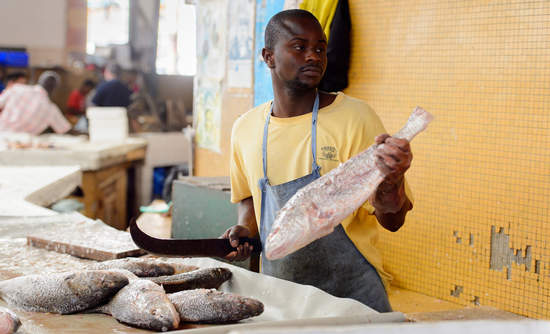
[{"xmin": 388, "ymin": 286, "xmax": 464, "ymax": 314}]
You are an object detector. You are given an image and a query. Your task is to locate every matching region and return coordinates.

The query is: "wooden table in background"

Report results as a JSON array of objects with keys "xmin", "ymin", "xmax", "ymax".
[
  {"xmin": 0, "ymin": 136, "xmax": 147, "ymax": 230},
  {"xmin": 81, "ymin": 145, "xmax": 146, "ymax": 230}
]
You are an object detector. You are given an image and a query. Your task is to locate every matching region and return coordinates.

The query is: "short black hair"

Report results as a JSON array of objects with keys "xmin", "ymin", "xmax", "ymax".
[
  {"xmin": 106, "ymin": 62, "xmax": 121, "ymax": 77},
  {"xmin": 264, "ymin": 9, "xmax": 320, "ymax": 50},
  {"xmin": 5, "ymin": 71, "xmax": 27, "ymax": 83},
  {"xmin": 82, "ymin": 79, "xmax": 96, "ymax": 88}
]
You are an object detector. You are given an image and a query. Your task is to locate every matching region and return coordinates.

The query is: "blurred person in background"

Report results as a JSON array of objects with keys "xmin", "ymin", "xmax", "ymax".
[
  {"xmin": 125, "ymin": 68, "xmax": 140, "ymax": 94},
  {"xmin": 0, "ymin": 72, "xmax": 28, "ymax": 94},
  {"xmin": 66, "ymin": 79, "xmax": 96, "ymax": 123},
  {"xmin": 91, "ymin": 63, "xmax": 132, "ymax": 107},
  {"xmin": 0, "ymin": 71, "xmax": 70, "ymax": 134}
]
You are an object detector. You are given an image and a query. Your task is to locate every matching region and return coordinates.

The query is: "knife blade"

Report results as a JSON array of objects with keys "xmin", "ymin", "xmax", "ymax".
[{"xmin": 129, "ymin": 218, "xmax": 262, "ymax": 258}]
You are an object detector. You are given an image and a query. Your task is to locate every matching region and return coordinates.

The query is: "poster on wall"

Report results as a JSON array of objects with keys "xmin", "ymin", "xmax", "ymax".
[
  {"xmin": 196, "ymin": 0, "xmax": 227, "ymax": 80},
  {"xmin": 227, "ymin": 0, "xmax": 254, "ymax": 88},
  {"xmin": 195, "ymin": 0, "xmax": 227, "ymax": 152},
  {"xmin": 253, "ymin": 0, "xmax": 284, "ymax": 106},
  {"xmin": 194, "ymin": 79, "xmax": 223, "ymax": 153}
]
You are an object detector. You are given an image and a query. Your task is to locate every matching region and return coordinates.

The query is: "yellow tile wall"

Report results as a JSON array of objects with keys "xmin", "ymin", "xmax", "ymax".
[{"xmin": 346, "ymin": 0, "xmax": 550, "ymax": 318}]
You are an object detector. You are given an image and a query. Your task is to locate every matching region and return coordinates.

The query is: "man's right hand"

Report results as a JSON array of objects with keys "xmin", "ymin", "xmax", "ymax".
[{"xmin": 219, "ymin": 225, "xmax": 254, "ymax": 261}]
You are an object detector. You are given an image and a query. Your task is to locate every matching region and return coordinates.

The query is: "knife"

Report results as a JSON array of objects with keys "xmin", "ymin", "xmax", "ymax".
[{"xmin": 129, "ymin": 218, "xmax": 262, "ymax": 258}]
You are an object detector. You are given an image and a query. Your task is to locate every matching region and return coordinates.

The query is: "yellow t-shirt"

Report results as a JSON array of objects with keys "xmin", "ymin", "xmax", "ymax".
[{"xmin": 230, "ymin": 92, "xmax": 411, "ymax": 289}]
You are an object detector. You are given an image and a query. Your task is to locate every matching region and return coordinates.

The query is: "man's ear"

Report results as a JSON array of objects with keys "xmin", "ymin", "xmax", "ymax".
[{"xmin": 262, "ymin": 48, "xmax": 275, "ymax": 69}]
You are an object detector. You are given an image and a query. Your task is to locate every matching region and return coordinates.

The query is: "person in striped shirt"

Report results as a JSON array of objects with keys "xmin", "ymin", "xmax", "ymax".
[{"xmin": 0, "ymin": 71, "xmax": 71, "ymax": 135}]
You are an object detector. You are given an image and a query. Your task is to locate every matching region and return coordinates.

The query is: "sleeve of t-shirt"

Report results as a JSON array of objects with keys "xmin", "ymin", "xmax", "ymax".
[
  {"xmin": 66, "ymin": 90, "xmax": 81, "ymax": 110},
  {"xmin": 350, "ymin": 104, "xmax": 388, "ymax": 155},
  {"xmin": 91, "ymin": 84, "xmax": 105, "ymax": 106},
  {"xmin": 0, "ymin": 88, "xmax": 13, "ymax": 109},
  {"xmin": 122, "ymin": 86, "xmax": 131, "ymax": 107},
  {"xmin": 229, "ymin": 121, "xmax": 252, "ymax": 204},
  {"xmin": 48, "ymin": 102, "xmax": 71, "ymax": 134}
]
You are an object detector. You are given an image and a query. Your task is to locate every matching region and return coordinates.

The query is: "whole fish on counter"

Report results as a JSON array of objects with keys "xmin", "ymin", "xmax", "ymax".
[
  {"xmin": 90, "ymin": 270, "xmax": 180, "ymax": 332},
  {"xmin": 169, "ymin": 289, "xmax": 264, "ymax": 323},
  {"xmin": 265, "ymin": 107, "xmax": 434, "ymax": 260},
  {"xmin": 0, "ymin": 306, "xmax": 20, "ymax": 334},
  {"xmin": 146, "ymin": 267, "xmax": 232, "ymax": 293},
  {"xmin": 88, "ymin": 258, "xmax": 178, "ymax": 277},
  {"xmin": 0, "ymin": 270, "xmax": 129, "ymax": 314}
]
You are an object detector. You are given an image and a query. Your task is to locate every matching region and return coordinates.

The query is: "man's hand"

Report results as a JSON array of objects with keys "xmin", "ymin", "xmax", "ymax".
[
  {"xmin": 220, "ymin": 197, "xmax": 258, "ymax": 261},
  {"xmin": 219, "ymin": 225, "xmax": 254, "ymax": 261},
  {"xmin": 374, "ymin": 134, "xmax": 412, "ymax": 183},
  {"xmin": 370, "ymin": 134, "xmax": 413, "ymax": 231}
]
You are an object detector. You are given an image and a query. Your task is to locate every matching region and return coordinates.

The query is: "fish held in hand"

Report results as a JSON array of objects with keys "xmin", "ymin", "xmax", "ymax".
[
  {"xmin": 265, "ymin": 107, "xmax": 433, "ymax": 260},
  {"xmin": 92, "ymin": 279, "xmax": 180, "ymax": 332},
  {"xmin": 146, "ymin": 267, "xmax": 232, "ymax": 293},
  {"xmin": 0, "ymin": 270, "xmax": 129, "ymax": 314},
  {"xmin": 0, "ymin": 306, "xmax": 20, "ymax": 334},
  {"xmin": 89, "ymin": 258, "xmax": 176, "ymax": 277},
  {"xmin": 169, "ymin": 289, "xmax": 264, "ymax": 323}
]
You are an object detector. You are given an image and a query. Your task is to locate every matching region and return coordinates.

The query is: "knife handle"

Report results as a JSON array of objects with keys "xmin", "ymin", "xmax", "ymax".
[{"xmin": 233, "ymin": 238, "xmax": 262, "ymax": 254}]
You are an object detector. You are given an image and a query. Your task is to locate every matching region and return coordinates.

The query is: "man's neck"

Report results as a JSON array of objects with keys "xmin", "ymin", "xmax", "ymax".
[
  {"xmin": 272, "ymin": 86, "xmax": 317, "ymax": 118},
  {"xmin": 271, "ymin": 79, "xmax": 338, "ymax": 118}
]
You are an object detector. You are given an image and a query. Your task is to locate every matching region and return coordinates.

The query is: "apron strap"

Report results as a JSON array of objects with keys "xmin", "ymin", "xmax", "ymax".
[
  {"xmin": 261, "ymin": 103, "xmax": 273, "ymax": 179},
  {"xmin": 310, "ymin": 94, "xmax": 320, "ymax": 172},
  {"xmin": 262, "ymin": 92, "xmax": 320, "ymax": 179}
]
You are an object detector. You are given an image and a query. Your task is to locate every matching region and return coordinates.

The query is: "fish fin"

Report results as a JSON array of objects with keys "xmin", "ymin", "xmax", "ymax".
[{"xmin": 85, "ymin": 303, "xmax": 111, "ymax": 315}]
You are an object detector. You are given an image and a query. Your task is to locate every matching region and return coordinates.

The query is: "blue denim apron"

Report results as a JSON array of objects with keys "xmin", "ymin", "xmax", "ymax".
[{"xmin": 257, "ymin": 93, "xmax": 392, "ymax": 312}]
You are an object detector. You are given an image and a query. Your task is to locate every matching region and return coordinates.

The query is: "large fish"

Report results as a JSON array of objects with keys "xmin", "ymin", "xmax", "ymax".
[
  {"xmin": 0, "ymin": 270, "xmax": 129, "ymax": 314},
  {"xmin": 265, "ymin": 107, "xmax": 433, "ymax": 260},
  {"xmin": 88, "ymin": 258, "xmax": 177, "ymax": 277},
  {"xmin": 146, "ymin": 267, "xmax": 232, "ymax": 293},
  {"xmin": 91, "ymin": 270, "xmax": 180, "ymax": 332},
  {"xmin": 169, "ymin": 289, "xmax": 264, "ymax": 323},
  {"xmin": 0, "ymin": 306, "xmax": 20, "ymax": 334}
]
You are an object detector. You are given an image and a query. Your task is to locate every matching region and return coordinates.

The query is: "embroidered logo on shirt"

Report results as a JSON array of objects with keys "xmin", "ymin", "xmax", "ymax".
[{"xmin": 320, "ymin": 146, "xmax": 338, "ymax": 161}]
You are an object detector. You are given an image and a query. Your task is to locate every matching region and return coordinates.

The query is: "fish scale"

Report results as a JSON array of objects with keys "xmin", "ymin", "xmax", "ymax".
[
  {"xmin": 0, "ymin": 270, "xmax": 129, "ymax": 314},
  {"xmin": 90, "ymin": 270, "xmax": 180, "ymax": 332},
  {"xmin": 146, "ymin": 267, "xmax": 232, "ymax": 293},
  {"xmin": 265, "ymin": 107, "xmax": 434, "ymax": 260},
  {"xmin": 89, "ymin": 258, "xmax": 177, "ymax": 277},
  {"xmin": 169, "ymin": 289, "xmax": 264, "ymax": 323}
]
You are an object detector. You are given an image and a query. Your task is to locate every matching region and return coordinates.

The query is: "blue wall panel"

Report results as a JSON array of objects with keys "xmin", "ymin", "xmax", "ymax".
[{"xmin": 253, "ymin": 0, "xmax": 284, "ymax": 106}]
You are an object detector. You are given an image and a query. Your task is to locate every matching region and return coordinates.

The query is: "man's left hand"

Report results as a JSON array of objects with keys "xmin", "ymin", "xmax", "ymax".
[{"xmin": 374, "ymin": 134, "xmax": 412, "ymax": 179}]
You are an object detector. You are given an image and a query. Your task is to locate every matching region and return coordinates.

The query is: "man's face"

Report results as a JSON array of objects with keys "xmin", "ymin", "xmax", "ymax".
[
  {"xmin": 81, "ymin": 85, "xmax": 93, "ymax": 95},
  {"xmin": 268, "ymin": 17, "xmax": 327, "ymax": 91},
  {"xmin": 6, "ymin": 77, "xmax": 27, "ymax": 89}
]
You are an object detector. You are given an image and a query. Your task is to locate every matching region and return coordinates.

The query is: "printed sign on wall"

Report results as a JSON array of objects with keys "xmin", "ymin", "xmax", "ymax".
[
  {"xmin": 227, "ymin": 0, "xmax": 254, "ymax": 88},
  {"xmin": 194, "ymin": 0, "xmax": 228, "ymax": 152}
]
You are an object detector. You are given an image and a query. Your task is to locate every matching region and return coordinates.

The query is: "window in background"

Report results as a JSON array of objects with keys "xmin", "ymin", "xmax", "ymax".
[
  {"xmin": 86, "ymin": 0, "xmax": 130, "ymax": 55},
  {"xmin": 156, "ymin": 0, "xmax": 196, "ymax": 75}
]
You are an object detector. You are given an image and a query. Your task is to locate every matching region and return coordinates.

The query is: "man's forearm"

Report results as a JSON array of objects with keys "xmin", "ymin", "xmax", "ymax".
[
  {"xmin": 372, "ymin": 178, "xmax": 412, "ymax": 232},
  {"xmin": 375, "ymin": 196, "xmax": 412, "ymax": 232},
  {"xmin": 238, "ymin": 197, "xmax": 259, "ymax": 237}
]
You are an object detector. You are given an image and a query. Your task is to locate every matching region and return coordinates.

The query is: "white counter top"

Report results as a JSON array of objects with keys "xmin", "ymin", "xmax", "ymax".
[{"xmin": 0, "ymin": 134, "xmax": 147, "ymax": 171}]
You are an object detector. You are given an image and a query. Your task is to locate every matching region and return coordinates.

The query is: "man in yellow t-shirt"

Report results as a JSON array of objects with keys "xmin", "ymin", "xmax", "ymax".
[{"xmin": 221, "ymin": 9, "xmax": 413, "ymax": 312}]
